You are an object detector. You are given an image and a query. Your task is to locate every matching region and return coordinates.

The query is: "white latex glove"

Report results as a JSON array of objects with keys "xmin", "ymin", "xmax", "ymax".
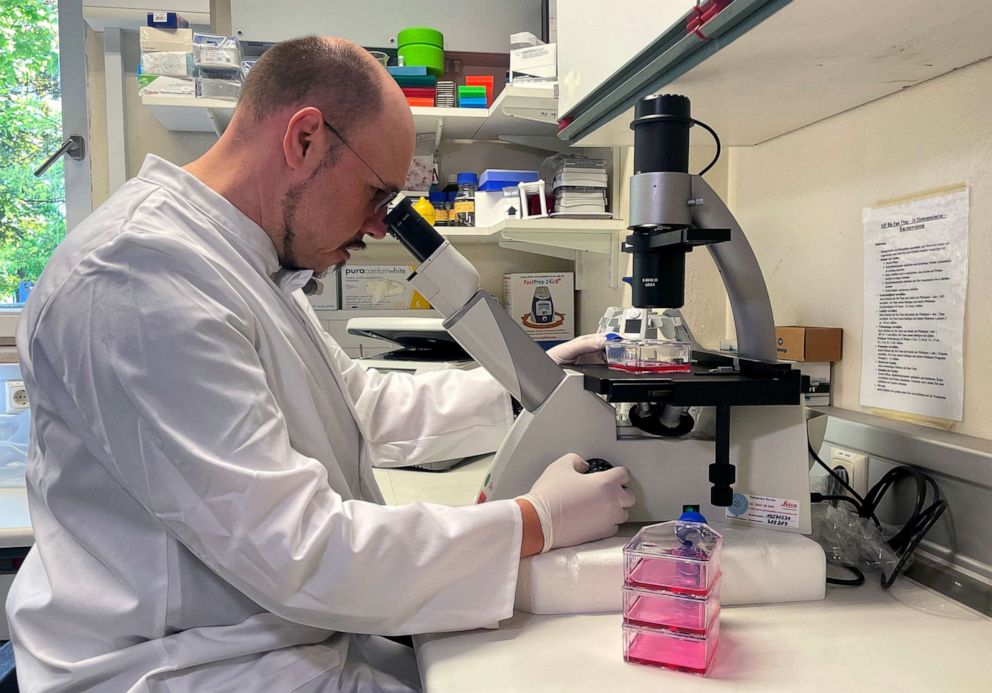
[
  {"xmin": 519, "ymin": 453, "xmax": 636, "ymax": 552},
  {"xmin": 546, "ymin": 333, "xmax": 607, "ymax": 365}
]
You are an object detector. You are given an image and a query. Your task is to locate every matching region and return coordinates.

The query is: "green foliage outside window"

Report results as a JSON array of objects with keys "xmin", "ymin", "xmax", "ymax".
[{"xmin": 0, "ymin": 0, "xmax": 64, "ymax": 302}]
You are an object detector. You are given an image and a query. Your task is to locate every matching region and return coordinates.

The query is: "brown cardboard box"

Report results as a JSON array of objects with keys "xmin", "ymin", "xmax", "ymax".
[{"xmin": 776, "ymin": 326, "xmax": 843, "ymax": 362}]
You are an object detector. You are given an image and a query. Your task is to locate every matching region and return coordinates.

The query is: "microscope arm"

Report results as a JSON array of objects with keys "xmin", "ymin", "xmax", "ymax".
[
  {"xmin": 384, "ymin": 197, "xmax": 566, "ymax": 411},
  {"xmin": 689, "ymin": 175, "xmax": 778, "ymax": 363},
  {"xmin": 628, "ymin": 170, "xmax": 778, "ymax": 364}
]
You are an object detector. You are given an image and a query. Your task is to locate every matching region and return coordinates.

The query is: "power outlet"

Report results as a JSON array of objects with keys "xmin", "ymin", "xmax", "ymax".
[
  {"xmin": 829, "ymin": 446, "xmax": 868, "ymax": 497},
  {"xmin": 3, "ymin": 380, "xmax": 29, "ymax": 414}
]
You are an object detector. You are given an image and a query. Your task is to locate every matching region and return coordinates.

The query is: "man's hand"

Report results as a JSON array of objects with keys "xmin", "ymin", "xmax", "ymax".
[
  {"xmin": 518, "ymin": 453, "xmax": 636, "ymax": 553},
  {"xmin": 546, "ymin": 333, "xmax": 607, "ymax": 366}
]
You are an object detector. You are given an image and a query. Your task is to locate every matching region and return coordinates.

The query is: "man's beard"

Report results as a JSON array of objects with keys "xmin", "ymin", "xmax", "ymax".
[
  {"xmin": 281, "ymin": 180, "xmax": 371, "ymax": 273},
  {"xmin": 281, "ymin": 182, "xmax": 306, "ymax": 271}
]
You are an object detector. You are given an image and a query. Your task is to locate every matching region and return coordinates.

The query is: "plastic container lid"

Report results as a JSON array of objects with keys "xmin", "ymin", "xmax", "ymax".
[
  {"xmin": 479, "ymin": 169, "xmax": 539, "ymax": 191},
  {"xmin": 625, "ymin": 521, "xmax": 723, "ymax": 562},
  {"xmin": 679, "ymin": 509, "xmax": 708, "ymax": 524},
  {"xmin": 428, "ymin": 191, "xmax": 446, "ymax": 204},
  {"xmin": 456, "ymin": 172, "xmax": 478, "ymax": 186},
  {"xmin": 397, "ymin": 27, "xmax": 444, "ymax": 48}
]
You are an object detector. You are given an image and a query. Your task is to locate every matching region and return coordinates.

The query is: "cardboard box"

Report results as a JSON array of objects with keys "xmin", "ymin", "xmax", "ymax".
[
  {"xmin": 775, "ymin": 326, "xmax": 843, "ymax": 362},
  {"xmin": 139, "ymin": 27, "xmax": 193, "ymax": 52},
  {"xmin": 137, "ymin": 74, "xmax": 194, "ymax": 96},
  {"xmin": 147, "ymin": 11, "xmax": 189, "ymax": 29},
  {"xmin": 305, "ymin": 269, "xmax": 339, "ymax": 311},
  {"xmin": 341, "ymin": 266, "xmax": 431, "ymax": 310},
  {"xmin": 503, "ymin": 272, "xmax": 574, "ymax": 347},
  {"xmin": 510, "ymin": 43, "xmax": 556, "ymax": 80}
]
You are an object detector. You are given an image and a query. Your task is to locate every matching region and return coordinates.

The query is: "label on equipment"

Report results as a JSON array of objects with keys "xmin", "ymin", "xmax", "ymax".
[
  {"xmin": 725, "ymin": 493, "xmax": 799, "ymax": 529},
  {"xmin": 153, "ymin": 12, "xmax": 168, "ymax": 22}
]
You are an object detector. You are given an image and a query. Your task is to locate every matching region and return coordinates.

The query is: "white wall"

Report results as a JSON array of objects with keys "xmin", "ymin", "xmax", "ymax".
[{"xmin": 726, "ymin": 58, "xmax": 992, "ymax": 438}]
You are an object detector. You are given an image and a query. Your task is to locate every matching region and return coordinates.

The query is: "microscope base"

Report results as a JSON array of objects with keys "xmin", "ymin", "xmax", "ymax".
[{"xmin": 481, "ymin": 373, "xmax": 812, "ymax": 533}]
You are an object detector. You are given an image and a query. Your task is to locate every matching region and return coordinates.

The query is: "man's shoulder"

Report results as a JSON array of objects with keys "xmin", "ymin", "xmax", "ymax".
[
  {"xmin": 24, "ymin": 180, "xmax": 238, "ymax": 333},
  {"xmin": 66, "ymin": 179, "xmax": 209, "ymax": 265}
]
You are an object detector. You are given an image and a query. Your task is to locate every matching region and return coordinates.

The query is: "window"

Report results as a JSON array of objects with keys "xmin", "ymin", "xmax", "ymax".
[{"xmin": 1, "ymin": 0, "xmax": 67, "ymax": 308}]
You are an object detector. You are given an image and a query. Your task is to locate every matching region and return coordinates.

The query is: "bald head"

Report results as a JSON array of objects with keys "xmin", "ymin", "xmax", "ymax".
[
  {"xmin": 238, "ymin": 36, "xmax": 386, "ymax": 140},
  {"xmin": 185, "ymin": 35, "xmax": 415, "ymax": 273}
]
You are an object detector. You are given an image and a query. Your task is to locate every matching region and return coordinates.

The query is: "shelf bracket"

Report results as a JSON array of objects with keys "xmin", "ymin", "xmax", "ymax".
[
  {"xmin": 434, "ymin": 117, "xmax": 444, "ymax": 153},
  {"xmin": 498, "ymin": 134, "xmax": 576, "ymax": 153}
]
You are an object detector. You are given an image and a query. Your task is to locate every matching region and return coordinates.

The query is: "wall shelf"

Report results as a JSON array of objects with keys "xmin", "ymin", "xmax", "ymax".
[
  {"xmin": 559, "ymin": 0, "xmax": 992, "ymax": 146},
  {"xmin": 142, "ymin": 84, "xmax": 560, "ymax": 142},
  {"xmin": 83, "ymin": 1, "xmax": 210, "ymax": 32},
  {"xmin": 142, "ymin": 94, "xmax": 236, "ymax": 135},
  {"xmin": 380, "ymin": 217, "xmax": 628, "ymax": 288},
  {"xmin": 379, "ymin": 217, "xmax": 624, "ymax": 244}
]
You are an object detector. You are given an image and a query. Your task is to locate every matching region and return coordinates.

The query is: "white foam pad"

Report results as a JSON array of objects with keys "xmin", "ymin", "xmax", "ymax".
[{"xmin": 515, "ymin": 522, "xmax": 826, "ymax": 614}]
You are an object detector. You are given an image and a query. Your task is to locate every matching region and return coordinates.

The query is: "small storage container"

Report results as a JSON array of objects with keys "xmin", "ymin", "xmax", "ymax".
[
  {"xmin": 623, "ymin": 583, "xmax": 720, "ymax": 635},
  {"xmin": 624, "ymin": 520, "xmax": 723, "ymax": 596},
  {"xmin": 478, "ymin": 169, "xmax": 539, "ymax": 192},
  {"xmin": 606, "ymin": 339, "xmax": 692, "ymax": 374},
  {"xmin": 397, "ymin": 27, "xmax": 444, "ymax": 76},
  {"xmin": 623, "ymin": 620, "xmax": 719, "ymax": 675}
]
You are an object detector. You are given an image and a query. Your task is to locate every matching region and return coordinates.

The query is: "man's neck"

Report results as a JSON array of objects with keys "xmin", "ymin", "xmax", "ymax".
[{"xmin": 183, "ymin": 143, "xmax": 283, "ymax": 254}]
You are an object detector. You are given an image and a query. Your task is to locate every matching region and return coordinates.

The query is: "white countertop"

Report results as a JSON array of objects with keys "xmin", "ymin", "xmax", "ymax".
[
  {"xmin": 372, "ymin": 454, "xmax": 493, "ymax": 506},
  {"xmin": 0, "ymin": 487, "xmax": 31, "ymax": 549},
  {"xmin": 4, "ymin": 453, "xmax": 988, "ymax": 691},
  {"xmin": 415, "ymin": 580, "xmax": 991, "ymax": 691},
  {"xmin": 375, "ymin": 458, "xmax": 991, "ymax": 692}
]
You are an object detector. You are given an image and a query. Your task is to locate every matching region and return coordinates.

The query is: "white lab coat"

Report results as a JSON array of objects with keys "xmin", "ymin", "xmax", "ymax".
[{"xmin": 8, "ymin": 155, "xmax": 521, "ymax": 692}]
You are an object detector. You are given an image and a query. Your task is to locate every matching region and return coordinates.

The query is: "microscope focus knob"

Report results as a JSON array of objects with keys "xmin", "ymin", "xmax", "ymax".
[
  {"xmin": 584, "ymin": 458, "xmax": 614, "ymax": 474},
  {"xmin": 711, "ymin": 485, "xmax": 734, "ymax": 507},
  {"xmin": 709, "ymin": 461, "xmax": 736, "ymax": 507}
]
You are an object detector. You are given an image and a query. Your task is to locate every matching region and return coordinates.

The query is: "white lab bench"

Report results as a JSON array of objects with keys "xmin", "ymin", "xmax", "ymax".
[
  {"xmin": 2, "ymin": 460, "xmax": 988, "ymax": 687},
  {"xmin": 373, "ymin": 458, "xmax": 992, "ymax": 693},
  {"xmin": 0, "ymin": 487, "xmax": 33, "ymax": 640},
  {"xmin": 0, "ymin": 489, "xmax": 31, "ymax": 550}
]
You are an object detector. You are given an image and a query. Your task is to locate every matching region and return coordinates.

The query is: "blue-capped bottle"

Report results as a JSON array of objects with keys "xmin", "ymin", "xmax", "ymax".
[
  {"xmin": 453, "ymin": 172, "xmax": 477, "ymax": 227},
  {"xmin": 429, "ymin": 190, "xmax": 448, "ymax": 227}
]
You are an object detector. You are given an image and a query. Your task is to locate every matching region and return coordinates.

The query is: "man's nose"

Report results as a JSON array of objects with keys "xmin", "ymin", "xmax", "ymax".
[{"xmin": 362, "ymin": 209, "xmax": 389, "ymax": 239}]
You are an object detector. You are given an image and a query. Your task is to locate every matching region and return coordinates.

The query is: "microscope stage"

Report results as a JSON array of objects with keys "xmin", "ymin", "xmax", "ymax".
[{"xmin": 576, "ymin": 362, "xmax": 801, "ymax": 407}]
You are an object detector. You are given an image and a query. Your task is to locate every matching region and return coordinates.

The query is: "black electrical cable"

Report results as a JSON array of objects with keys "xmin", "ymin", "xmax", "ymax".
[
  {"xmin": 692, "ymin": 118, "xmax": 722, "ymax": 176},
  {"xmin": 856, "ymin": 466, "xmax": 948, "ymax": 589},
  {"xmin": 630, "ymin": 112, "xmax": 721, "ymax": 175},
  {"xmin": 807, "ymin": 436, "xmax": 948, "ymax": 589},
  {"xmin": 808, "ymin": 442, "xmax": 876, "ymax": 523},
  {"xmin": 810, "ymin": 493, "xmax": 861, "ymax": 513}
]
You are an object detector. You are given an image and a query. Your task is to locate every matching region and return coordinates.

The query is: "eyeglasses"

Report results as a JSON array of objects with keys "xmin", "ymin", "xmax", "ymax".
[{"xmin": 323, "ymin": 120, "xmax": 399, "ymax": 212}]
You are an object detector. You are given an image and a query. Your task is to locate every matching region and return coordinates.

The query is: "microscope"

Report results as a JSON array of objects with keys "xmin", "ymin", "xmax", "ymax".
[{"xmin": 385, "ymin": 95, "xmax": 812, "ymax": 533}]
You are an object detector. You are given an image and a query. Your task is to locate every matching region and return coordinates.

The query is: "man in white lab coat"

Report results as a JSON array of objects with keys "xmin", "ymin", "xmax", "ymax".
[{"xmin": 8, "ymin": 36, "xmax": 634, "ymax": 692}]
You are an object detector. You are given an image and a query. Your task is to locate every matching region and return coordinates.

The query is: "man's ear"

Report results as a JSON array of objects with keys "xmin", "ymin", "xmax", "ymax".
[{"xmin": 282, "ymin": 107, "xmax": 326, "ymax": 175}]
